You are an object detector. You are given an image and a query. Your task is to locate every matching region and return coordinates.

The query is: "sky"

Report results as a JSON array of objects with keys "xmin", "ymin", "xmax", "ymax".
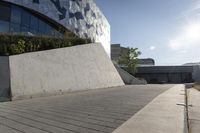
[{"xmin": 95, "ymin": 0, "xmax": 200, "ymax": 65}]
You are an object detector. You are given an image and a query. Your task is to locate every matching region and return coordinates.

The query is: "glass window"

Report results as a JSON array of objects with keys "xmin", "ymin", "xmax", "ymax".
[
  {"xmin": 11, "ymin": 5, "xmax": 21, "ymax": 24},
  {"xmin": 0, "ymin": 20, "xmax": 9, "ymax": 32},
  {"xmin": 54, "ymin": 30, "xmax": 63, "ymax": 38},
  {"xmin": 30, "ymin": 15, "xmax": 38, "ymax": 30},
  {"xmin": 0, "ymin": 2, "xmax": 11, "ymax": 21},
  {"xmin": 10, "ymin": 23, "xmax": 20, "ymax": 33},
  {"xmin": 0, "ymin": 1, "xmax": 63, "ymax": 37},
  {"xmin": 21, "ymin": 10, "xmax": 30, "ymax": 27},
  {"xmin": 30, "ymin": 28, "xmax": 38, "ymax": 35},
  {"xmin": 21, "ymin": 26, "xmax": 29, "ymax": 33},
  {"xmin": 46, "ymin": 24, "xmax": 54, "ymax": 35},
  {"xmin": 38, "ymin": 19, "xmax": 46, "ymax": 33}
]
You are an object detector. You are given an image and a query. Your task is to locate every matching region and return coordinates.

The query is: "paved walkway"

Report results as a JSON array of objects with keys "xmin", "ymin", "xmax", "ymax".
[
  {"xmin": 113, "ymin": 85, "xmax": 185, "ymax": 133},
  {"xmin": 0, "ymin": 85, "xmax": 173, "ymax": 133},
  {"xmin": 188, "ymin": 88, "xmax": 200, "ymax": 133}
]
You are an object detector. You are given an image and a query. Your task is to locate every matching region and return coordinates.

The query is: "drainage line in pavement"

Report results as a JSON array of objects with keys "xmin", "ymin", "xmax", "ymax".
[{"xmin": 185, "ymin": 87, "xmax": 190, "ymax": 133}]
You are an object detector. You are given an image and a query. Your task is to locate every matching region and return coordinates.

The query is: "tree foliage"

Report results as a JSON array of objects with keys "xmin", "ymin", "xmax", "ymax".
[{"xmin": 118, "ymin": 47, "xmax": 141, "ymax": 74}]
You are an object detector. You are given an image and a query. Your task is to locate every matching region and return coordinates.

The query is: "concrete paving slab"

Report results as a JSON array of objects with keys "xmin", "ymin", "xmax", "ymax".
[
  {"xmin": 112, "ymin": 85, "xmax": 185, "ymax": 133},
  {"xmin": 188, "ymin": 88, "xmax": 200, "ymax": 133},
  {"xmin": 0, "ymin": 124, "xmax": 22, "ymax": 133},
  {"xmin": 0, "ymin": 85, "xmax": 173, "ymax": 133}
]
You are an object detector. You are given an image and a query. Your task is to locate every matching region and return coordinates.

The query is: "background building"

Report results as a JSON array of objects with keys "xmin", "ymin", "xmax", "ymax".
[
  {"xmin": 111, "ymin": 44, "xmax": 200, "ymax": 84},
  {"xmin": 111, "ymin": 44, "xmax": 129, "ymax": 61},
  {"xmin": 111, "ymin": 44, "xmax": 155, "ymax": 66},
  {"xmin": 0, "ymin": 0, "xmax": 110, "ymax": 55},
  {"xmin": 135, "ymin": 65, "xmax": 200, "ymax": 84},
  {"xmin": 138, "ymin": 58, "xmax": 155, "ymax": 66}
]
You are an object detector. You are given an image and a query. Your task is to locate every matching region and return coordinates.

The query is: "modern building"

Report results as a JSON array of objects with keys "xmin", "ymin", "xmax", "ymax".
[
  {"xmin": 138, "ymin": 58, "xmax": 155, "ymax": 66},
  {"xmin": 0, "ymin": 0, "xmax": 110, "ymax": 56},
  {"xmin": 135, "ymin": 65, "xmax": 200, "ymax": 84},
  {"xmin": 183, "ymin": 62, "xmax": 200, "ymax": 66},
  {"xmin": 111, "ymin": 44, "xmax": 155, "ymax": 66},
  {"xmin": 111, "ymin": 44, "xmax": 129, "ymax": 61},
  {"xmin": 0, "ymin": 0, "xmax": 126, "ymax": 101}
]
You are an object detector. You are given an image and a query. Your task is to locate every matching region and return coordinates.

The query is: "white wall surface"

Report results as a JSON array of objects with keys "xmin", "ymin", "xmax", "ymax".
[{"xmin": 9, "ymin": 43, "xmax": 124, "ymax": 100}]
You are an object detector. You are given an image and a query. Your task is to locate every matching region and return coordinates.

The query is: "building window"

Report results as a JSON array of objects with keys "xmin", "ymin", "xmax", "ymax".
[
  {"xmin": 21, "ymin": 26, "xmax": 29, "ymax": 33},
  {"xmin": 11, "ymin": 5, "xmax": 21, "ymax": 24},
  {"xmin": 30, "ymin": 28, "xmax": 38, "ymax": 35},
  {"xmin": 21, "ymin": 10, "xmax": 30, "ymax": 28},
  {"xmin": 0, "ymin": 1, "xmax": 64, "ymax": 37},
  {"xmin": 45, "ymin": 24, "xmax": 54, "ymax": 36},
  {"xmin": 0, "ymin": 20, "xmax": 10, "ymax": 32},
  {"xmin": 30, "ymin": 15, "xmax": 38, "ymax": 30},
  {"xmin": 0, "ymin": 2, "xmax": 11, "ymax": 21},
  {"xmin": 10, "ymin": 23, "xmax": 20, "ymax": 33},
  {"xmin": 38, "ymin": 19, "xmax": 46, "ymax": 34}
]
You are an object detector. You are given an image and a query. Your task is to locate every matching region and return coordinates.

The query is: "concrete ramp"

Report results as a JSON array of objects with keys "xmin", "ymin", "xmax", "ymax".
[
  {"xmin": 0, "ymin": 43, "xmax": 124, "ymax": 100},
  {"xmin": 114, "ymin": 64, "xmax": 147, "ymax": 85}
]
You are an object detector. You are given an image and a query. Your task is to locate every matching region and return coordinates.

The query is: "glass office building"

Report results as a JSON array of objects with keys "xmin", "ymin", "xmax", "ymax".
[
  {"xmin": 0, "ymin": 1, "xmax": 63, "ymax": 37},
  {"xmin": 0, "ymin": 0, "xmax": 110, "ymax": 56}
]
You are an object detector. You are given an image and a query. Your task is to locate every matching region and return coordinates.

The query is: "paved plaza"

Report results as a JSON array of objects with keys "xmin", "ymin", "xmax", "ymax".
[{"xmin": 0, "ymin": 85, "xmax": 174, "ymax": 133}]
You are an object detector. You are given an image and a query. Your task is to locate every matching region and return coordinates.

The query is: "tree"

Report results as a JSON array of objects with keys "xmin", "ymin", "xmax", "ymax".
[{"xmin": 118, "ymin": 47, "xmax": 141, "ymax": 74}]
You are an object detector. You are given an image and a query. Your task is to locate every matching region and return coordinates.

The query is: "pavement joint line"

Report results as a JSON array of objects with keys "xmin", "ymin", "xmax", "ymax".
[
  {"xmin": 0, "ymin": 107, "xmax": 111, "ymax": 133},
  {"xmin": 188, "ymin": 88, "xmax": 200, "ymax": 133},
  {"xmin": 0, "ymin": 105, "xmax": 118, "ymax": 128},
  {"xmin": 0, "ymin": 115, "xmax": 53, "ymax": 133},
  {"xmin": 0, "ymin": 112, "xmax": 79, "ymax": 133},
  {"xmin": 0, "ymin": 103, "xmax": 124, "ymax": 124},
  {"xmin": 7, "ymin": 102, "xmax": 138, "ymax": 113},
  {"xmin": 5, "ymin": 103, "xmax": 129, "ymax": 121},
  {"xmin": 0, "ymin": 121, "xmax": 26, "ymax": 133},
  {"xmin": 1, "ymin": 107, "xmax": 114, "ymax": 131}
]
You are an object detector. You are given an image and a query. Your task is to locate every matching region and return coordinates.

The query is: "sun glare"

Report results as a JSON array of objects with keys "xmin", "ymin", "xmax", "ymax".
[{"xmin": 185, "ymin": 22, "xmax": 200, "ymax": 41}]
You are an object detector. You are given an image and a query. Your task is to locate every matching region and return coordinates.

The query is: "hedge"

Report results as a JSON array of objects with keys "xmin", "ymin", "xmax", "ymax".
[{"xmin": 0, "ymin": 34, "xmax": 92, "ymax": 56}]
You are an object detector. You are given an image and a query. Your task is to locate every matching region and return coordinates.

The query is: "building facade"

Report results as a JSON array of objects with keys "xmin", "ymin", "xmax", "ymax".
[
  {"xmin": 0, "ymin": 0, "xmax": 110, "ymax": 55},
  {"xmin": 138, "ymin": 58, "xmax": 155, "ymax": 66},
  {"xmin": 135, "ymin": 65, "xmax": 200, "ymax": 84},
  {"xmin": 111, "ymin": 44, "xmax": 129, "ymax": 61}
]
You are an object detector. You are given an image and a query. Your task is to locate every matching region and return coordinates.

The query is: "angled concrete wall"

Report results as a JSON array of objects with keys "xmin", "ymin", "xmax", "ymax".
[
  {"xmin": 0, "ymin": 57, "xmax": 10, "ymax": 101},
  {"xmin": 114, "ymin": 64, "xmax": 147, "ymax": 85},
  {"xmin": 8, "ymin": 43, "xmax": 124, "ymax": 100}
]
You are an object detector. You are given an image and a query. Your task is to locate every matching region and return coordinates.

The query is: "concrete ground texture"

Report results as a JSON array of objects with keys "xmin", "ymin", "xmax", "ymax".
[
  {"xmin": 113, "ymin": 85, "xmax": 185, "ymax": 133},
  {"xmin": 0, "ymin": 84, "xmax": 185, "ymax": 133},
  {"xmin": 188, "ymin": 88, "xmax": 200, "ymax": 133}
]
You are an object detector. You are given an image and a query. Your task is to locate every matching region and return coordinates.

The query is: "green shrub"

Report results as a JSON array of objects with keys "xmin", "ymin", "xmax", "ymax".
[
  {"xmin": 0, "ymin": 34, "xmax": 92, "ymax": 56},
  {"xmin": 12, "ymin": 39, "xmax": 26, "ymax": 54}
]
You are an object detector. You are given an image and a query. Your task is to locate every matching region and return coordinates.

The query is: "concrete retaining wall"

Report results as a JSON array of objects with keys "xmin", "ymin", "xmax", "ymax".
[
  {"xmin": 0, "ymin": 57, "xmax": 10, "ymax": 101},
  {"xmin": 8, "ymin": 43, "xmax": 124, "ymax": 100}
]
